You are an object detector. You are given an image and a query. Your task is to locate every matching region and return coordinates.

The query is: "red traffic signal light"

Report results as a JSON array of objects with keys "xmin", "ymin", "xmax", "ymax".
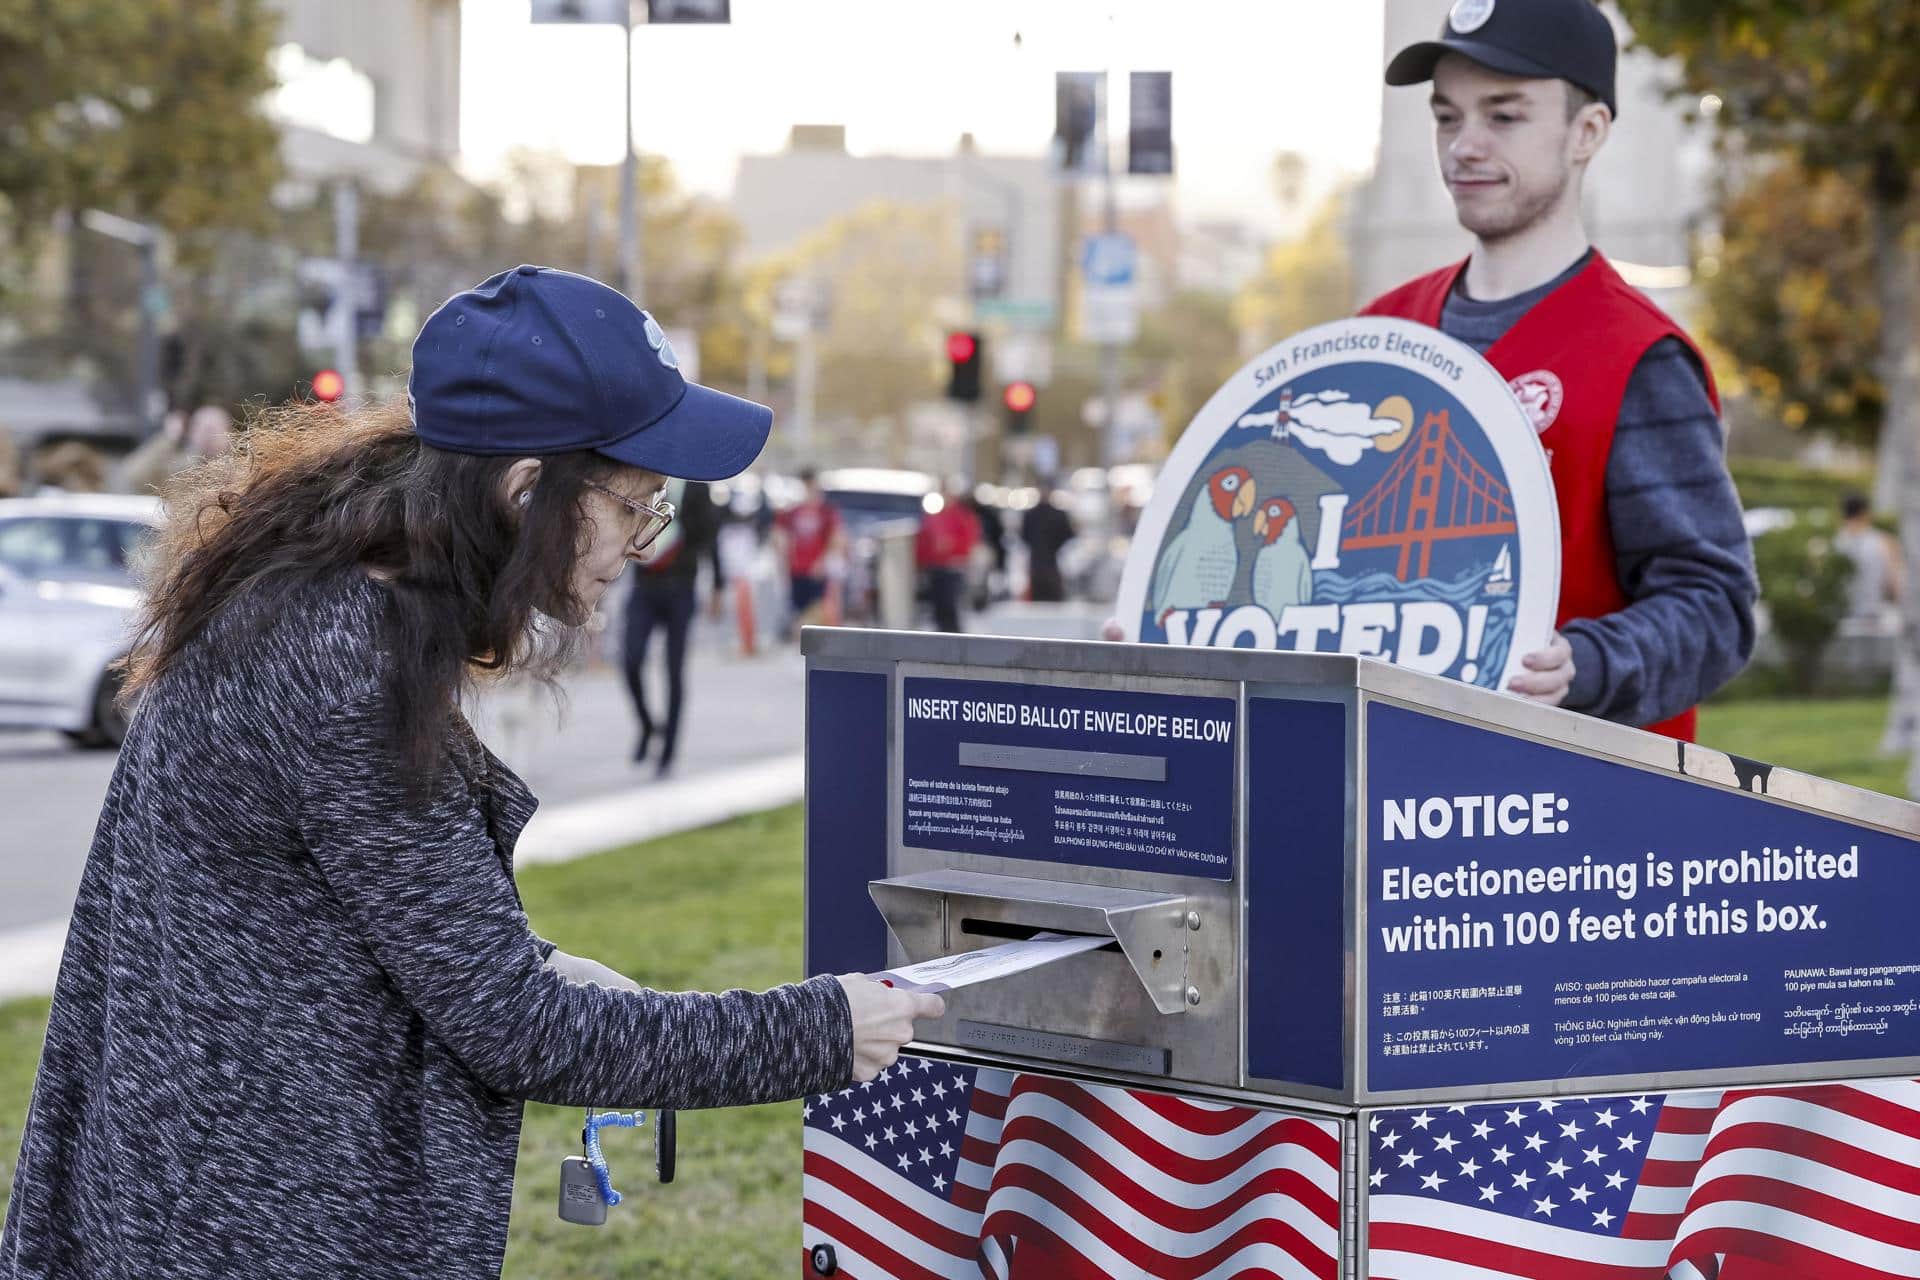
[
  {"xmin": 311, "ymin": 369, "xmax": 345, "ymax": 402},
  {"xmin": 945, "ymin": 331, "xmax": 982, "ymax": 402},
  {"xmin": 1002, "ymin": 380, "xmax": 1037, "ymax": 414}
]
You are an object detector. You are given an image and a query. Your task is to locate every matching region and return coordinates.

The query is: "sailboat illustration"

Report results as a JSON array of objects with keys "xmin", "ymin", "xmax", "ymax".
[{"xmin": 1484, "ymin": 543, "xmax": 1513, "ymax": 596}]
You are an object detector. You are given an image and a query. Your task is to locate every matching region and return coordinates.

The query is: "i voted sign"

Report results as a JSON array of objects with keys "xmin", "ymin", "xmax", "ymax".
[{"xmin": 1117, "ymin": 318, "xmax": 1559, "ymax": 691}]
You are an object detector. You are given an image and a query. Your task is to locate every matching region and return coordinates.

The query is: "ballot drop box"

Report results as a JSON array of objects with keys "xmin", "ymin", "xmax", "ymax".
[{"xmin": 798, "ymin": 629, "xmax": 1920, "ymax": 1280}]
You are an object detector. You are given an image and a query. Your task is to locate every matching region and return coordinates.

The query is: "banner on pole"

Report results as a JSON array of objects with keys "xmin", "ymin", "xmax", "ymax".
[
  {"xmin": 1128, "ymin": 71, "xmax": 1173, "ymax": 175},
  {"xmin": 1052, "ymin": 72, "xmax": 1104, "ymax": 176},
  {"xmin": 530, "ymin": 0, "xmax": 626, "ymax": 23},
  {"xmin": 647, "ymin": 0, "xmax": 729, "ymax": 21}
]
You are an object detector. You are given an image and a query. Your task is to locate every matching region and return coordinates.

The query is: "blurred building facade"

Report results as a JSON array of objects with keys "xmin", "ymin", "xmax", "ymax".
[
  {"xmin": 1176, "ymin": 219, "xmax": 1269, "ymax": 298},
  {"xmin": 266, "ymin": 0, "xmax": 462, "ymax": 193},
  {"xmin": 1349, "ymin": 0, "xmax": 1713, "ymax": 315},
  {"xmin": 732, "ymin": 126, "xmax": 1063, "ymax": 321}
]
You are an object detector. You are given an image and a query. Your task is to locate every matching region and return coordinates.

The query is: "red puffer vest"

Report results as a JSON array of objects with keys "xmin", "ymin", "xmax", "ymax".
[{"xmin": 1362, "ymin": 253, "xmax": 1719, "ymax": 742}]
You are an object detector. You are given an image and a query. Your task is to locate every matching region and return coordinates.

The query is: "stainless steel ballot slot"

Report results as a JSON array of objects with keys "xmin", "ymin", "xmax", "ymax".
[
  {"xmin": 872, "ymin": 732, "xmax": 1244, "ymax": 1086},
  {"xmin": 867, "ymin": 870, "xmax": 1199, "ymax": 1014}
]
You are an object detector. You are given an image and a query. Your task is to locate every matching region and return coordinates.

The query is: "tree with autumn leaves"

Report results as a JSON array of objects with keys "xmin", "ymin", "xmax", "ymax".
[
  {"xmin": 0, "ymin": 0, "xmax": 285, "ymax": 410},
  {"xmin": 1612, "ymin": 0, "xmax": 1920, "ymax": 790}
]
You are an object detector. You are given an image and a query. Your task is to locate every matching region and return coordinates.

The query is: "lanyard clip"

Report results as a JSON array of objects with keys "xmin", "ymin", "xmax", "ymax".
[{"xmin": 582, "ymin": 1108, "xmax": 645, "ymax": 1208}]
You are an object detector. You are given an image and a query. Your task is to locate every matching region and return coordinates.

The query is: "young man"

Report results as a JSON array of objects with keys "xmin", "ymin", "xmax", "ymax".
[
  {"xmin": 1363, "ymin": 0, "xmax": 1755, "ymax": 741},
  {"xmin": 1836, "ymin": 492, "xmax": 1902, "ymax": 626}
]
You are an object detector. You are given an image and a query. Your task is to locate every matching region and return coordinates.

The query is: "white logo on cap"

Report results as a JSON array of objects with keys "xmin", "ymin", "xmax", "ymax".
[
  {"xmin": 642, "ymin": 312, "xmax": 680, "ymax": 371},
  {"xmin": 1450, "ymin": 0, "xmax": 1495, "ymax": 33}
]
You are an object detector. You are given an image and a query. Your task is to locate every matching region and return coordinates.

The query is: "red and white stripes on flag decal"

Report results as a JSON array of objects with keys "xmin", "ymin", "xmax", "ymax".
[
  {"xmin": 802, "ymin": 1061, "xmax": 1342, "ymax": 1279},
  {"xmin": 1369, "ymin": 1078, "xmax": 1920, "ymax": 1280}
]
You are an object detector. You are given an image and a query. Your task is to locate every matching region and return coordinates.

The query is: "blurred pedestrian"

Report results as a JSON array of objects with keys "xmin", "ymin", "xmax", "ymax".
[
  {"xmin": 622, "ymin": 477, "xmax": 723, "ymax": 775},
  {"xmin": 916, "ymin": 476, "xmax": 980, "ymax": 632},
  {"xmin": 1836, "ymin": 492, "xmax": 1902, "ymax": 627},
  {"xmin": 0, "ymin": 428, "xmax": 21, "ymax": 498},
  {"xmin": 773, "ymin": 466, "xmax": 843, "ymax": 638},
  {"xmin": 1363, "ymin": 0, "xmax": 1754, "ymax": 738},
  {"xmin": 0, "ymin": 266, "xmax": 940, "ymax": 1279},
  {"xmin": 969, "ymin": 485, "xmax": 1007, "ymax": 597},
  {"xmin": 119, "ymin": 403, "xmax": 234, "ymax": 494},
  {"xmin": 1021, "ymin": 479, "xmax": 1076, "ymax": 603},
  {"xmin": 33, "ymin": 440, "xmax": 110, "ymax": 493}
]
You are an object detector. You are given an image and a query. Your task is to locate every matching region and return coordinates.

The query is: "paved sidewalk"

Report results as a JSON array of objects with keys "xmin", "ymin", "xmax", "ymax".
[{"xmin": 0, "ymin": 627, "xmax": 808, "ymax": 998}]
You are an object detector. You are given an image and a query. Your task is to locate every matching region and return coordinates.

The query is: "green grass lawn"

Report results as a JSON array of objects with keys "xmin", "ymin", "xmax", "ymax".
[
  {"xmin": 1697, "ymin": 697, "xmax": 1908, "ymax": 798},
  {"xmin": 0, "ymin": 696, "xmax": 1908, "ymax": 1272},
  {"xmin": 0, "ymin": 805, "xmax": 814, "ymax": 1277}
]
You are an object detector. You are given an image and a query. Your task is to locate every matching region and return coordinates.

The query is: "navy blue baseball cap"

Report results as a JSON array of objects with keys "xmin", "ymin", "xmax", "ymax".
[
  {"xmin": 408, "ymin": 265, "xmax": 773, "ymax": 481},
  {"xmin": 1386, "ymin": 0, "xmax": 1619, "ymax": 118}
]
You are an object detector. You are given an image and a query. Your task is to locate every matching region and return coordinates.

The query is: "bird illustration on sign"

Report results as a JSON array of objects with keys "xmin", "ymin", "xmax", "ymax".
[
  {"xmin": 1149, "ymin": 464, "xmax": 1257, "ymax": 617},
  {"xmin": 1138, "ymin": 378, "xmax": 1523, "ymax": 686}
]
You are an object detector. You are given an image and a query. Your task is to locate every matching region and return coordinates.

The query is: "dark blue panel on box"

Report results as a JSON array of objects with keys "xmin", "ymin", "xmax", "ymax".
[
  {"xmin": 901, "ymin": 677, "xmax": 1236, "ymax": 880},
  {"xmin": 1247, "ymin": 697, "xmax": 1348, "ymax": 1091},
  {"xmin": 1365, "ymin": 702, "xmax": 1920, "ymax": 1093},
  {"xmin": 806, "ymin": 669, "xmax": 891, "ymax": 978}
]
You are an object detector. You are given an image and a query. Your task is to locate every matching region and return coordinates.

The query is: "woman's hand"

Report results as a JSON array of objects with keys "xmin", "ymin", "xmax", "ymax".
[{"xmin": 836, "ymin": 976, "xmax": 946, "ymax": 1082}]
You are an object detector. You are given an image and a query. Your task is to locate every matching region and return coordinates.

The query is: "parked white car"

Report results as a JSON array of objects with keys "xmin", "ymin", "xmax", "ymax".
[
  {"xmin": 0, "ymin": 494, "xmax": 161, "ymax": 747},
  {"xmin": 0, "ymin": 493, "xmax": 162, "ymax": 585}
]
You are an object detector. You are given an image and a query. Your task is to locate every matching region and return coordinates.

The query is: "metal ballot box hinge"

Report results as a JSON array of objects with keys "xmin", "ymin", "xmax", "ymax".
[{"xmin": 868, "ymin": 869, "xmax": 1195, "ymax": 1015}]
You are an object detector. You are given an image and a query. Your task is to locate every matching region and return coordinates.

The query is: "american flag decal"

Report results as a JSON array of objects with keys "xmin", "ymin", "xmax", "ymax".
[
  {"xmin": 801, "ymin": 1054, "xmax": 1343, "ymax": 1278},
  {"xmin": 1367, "ymin": 1078, "xmax": 1920, "ymax": 1279}
]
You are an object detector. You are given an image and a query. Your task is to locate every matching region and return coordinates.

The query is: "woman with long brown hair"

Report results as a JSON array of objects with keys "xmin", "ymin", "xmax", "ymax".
[{"xmin": 0, "ymin": 266, "xmax": 940, "ymax": 1278}]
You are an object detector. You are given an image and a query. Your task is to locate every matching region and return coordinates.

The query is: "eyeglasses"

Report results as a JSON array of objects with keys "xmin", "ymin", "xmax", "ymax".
[{"xmin": 582, "ymin": 479, "xmax": 676, "ymax": 555}]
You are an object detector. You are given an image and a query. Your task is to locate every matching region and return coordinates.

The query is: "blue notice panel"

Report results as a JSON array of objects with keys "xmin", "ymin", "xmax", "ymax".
[
  {"xmin": 1366, "ymin": 703, "xmax": 1920, "ymax": 1093},
  {"xmin": 1247, "ymin": 696, "xmax": 1349, "ymax": 1091},
  {"xmin": 806, "ymin": 670, "xmax": 891, "ymax": 978},
  {"xmin": 901, "ymin": 677, "xmax": 1236, "ymax": 880}
]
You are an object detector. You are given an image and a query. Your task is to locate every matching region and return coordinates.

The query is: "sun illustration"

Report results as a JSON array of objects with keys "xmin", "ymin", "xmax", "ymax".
[{"xmin": 1372, "ymin": 395, "xmax": 1415, "ymax": 452}]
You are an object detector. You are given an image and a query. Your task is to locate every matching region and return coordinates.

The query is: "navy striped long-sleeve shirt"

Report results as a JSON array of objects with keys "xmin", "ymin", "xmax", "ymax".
[{"xmin": 1442, "ymin": 253, "xmax": 1757, "ymax": 727}]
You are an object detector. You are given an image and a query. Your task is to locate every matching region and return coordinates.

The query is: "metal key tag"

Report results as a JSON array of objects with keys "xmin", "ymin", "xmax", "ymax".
[{"xmin": 558, "ymin": 1156, "xmax": 607, "ymax": 1226}]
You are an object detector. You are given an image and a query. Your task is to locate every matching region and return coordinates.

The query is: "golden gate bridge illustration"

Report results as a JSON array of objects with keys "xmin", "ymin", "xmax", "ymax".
[{"xmin": 1340, "ymin": 409, "xmax": 1517, "ymax": 581}]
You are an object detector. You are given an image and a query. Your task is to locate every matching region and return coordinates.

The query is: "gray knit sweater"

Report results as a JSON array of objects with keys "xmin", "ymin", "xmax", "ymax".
[{"xmin": 1, "ymin": 571, "xmax": 852, "ymax": 1278}]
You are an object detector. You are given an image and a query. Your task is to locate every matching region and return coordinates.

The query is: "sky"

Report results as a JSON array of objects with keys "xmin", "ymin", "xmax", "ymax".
[{"xmin": 458, "ymin": 0, "xmax": 1388, "ymax": 234}]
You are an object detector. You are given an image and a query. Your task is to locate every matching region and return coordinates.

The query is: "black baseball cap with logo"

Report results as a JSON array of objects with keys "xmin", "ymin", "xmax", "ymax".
[{"xmin": 1385, "ymin": 0, "xmax": 1619, "ymax": 118}]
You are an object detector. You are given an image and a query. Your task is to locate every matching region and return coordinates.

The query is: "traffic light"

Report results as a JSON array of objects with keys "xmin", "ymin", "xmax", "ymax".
[
  {"xmin": 310, "ymin": 369, "xmax": 345, "ymax": 403},
  {"xmin": 1002, "ymin": 380, "xmax": 1037, "ymax": 434},
  {"xmin": 945, "ymin": 330, "xmax": 982, "ymax": 402}
]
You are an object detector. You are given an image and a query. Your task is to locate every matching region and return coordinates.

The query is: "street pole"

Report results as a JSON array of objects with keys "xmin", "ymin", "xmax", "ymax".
[
  {"xmin": 793, "ymin": 321, "xmax": 816, "ymax": 457},
  {"xmin": 1099, "ymin": 70, "xmax": 1121, "ymax": 466},
  {"xmin": 135, "ymin": 238, "xmax": 162, "ymax": 436},
  {"xmin": 618, "ymin": 1, "xmax": 642, "ymax": 304},
  {"xmin": 78, "ymin": 210, "xmax": 164, "ymax": 436},
  {"xmin": 584, "ymin": 183, "xmax": 604, "ymax": 283},
  {"xmin": 962, "ymin": 154, "xmax": 1020, "ymax": 486},
  {"xmin": 332, "ymin": 182, "xmax": 361, "ymax": 399}
]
